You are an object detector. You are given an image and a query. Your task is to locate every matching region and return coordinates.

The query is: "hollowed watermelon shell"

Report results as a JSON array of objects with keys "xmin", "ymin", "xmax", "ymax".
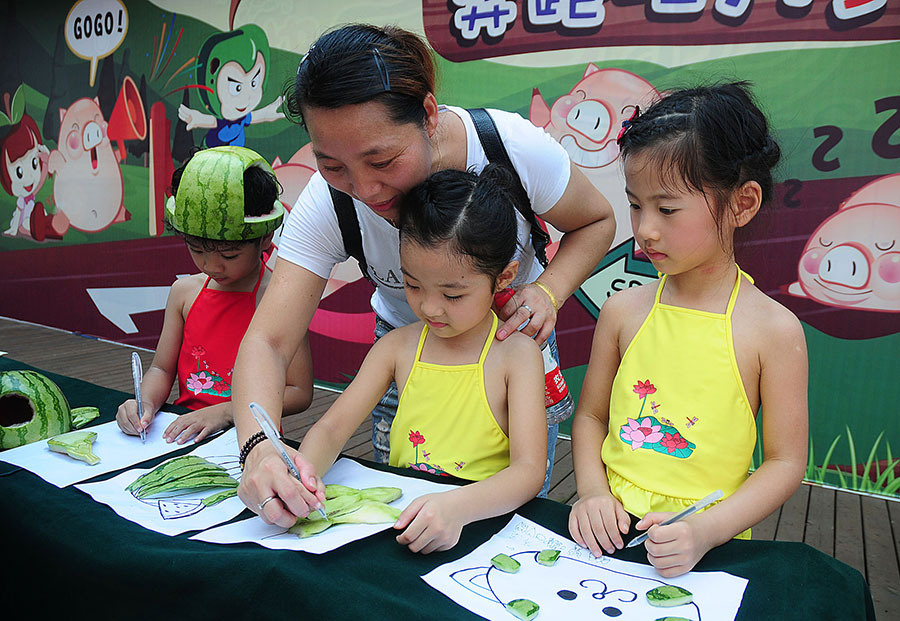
[{"xmin": 0, "ymin": 370, "xmax": 72, "ymax": 450}]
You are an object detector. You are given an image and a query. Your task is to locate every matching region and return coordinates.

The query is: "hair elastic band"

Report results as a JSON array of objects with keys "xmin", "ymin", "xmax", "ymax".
[{"xmin": 616, "ymin": 105, "xmax": 641, "ymax": 143}]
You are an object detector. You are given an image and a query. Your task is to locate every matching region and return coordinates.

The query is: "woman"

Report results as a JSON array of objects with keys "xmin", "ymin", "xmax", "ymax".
[{"xmin": 233, "ymin": 24, "xmax": 615, "ymax": 527}]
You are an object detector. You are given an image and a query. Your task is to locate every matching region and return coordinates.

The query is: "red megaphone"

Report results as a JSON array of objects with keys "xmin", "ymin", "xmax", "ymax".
[{"xmin": 108, "ymin": 75, "xmax": 147, "ymax": 163}]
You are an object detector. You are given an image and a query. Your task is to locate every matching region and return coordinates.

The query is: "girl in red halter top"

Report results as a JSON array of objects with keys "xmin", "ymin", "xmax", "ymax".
[{"xmin": 115, "ymin": 147, "xmax": 313, "ymax": 444}]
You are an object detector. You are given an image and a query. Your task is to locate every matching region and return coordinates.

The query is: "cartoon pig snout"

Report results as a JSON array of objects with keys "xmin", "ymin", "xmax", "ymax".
[
  {"xmin": 82, "ymin": 121, "xmax": 104, "ymax": 150},
  {"xmin": 806, "ymin": 243, "xmax": 871, "ymax": 289},
  {"xmin": 567, "ymin": 100, "xmax": 612, "ymax": 142}
]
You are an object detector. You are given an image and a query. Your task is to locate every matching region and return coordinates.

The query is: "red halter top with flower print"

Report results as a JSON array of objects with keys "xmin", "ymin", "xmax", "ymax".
[{"xmin": 174, "ymin": 264, "xmax": 263, "ymax": 410}]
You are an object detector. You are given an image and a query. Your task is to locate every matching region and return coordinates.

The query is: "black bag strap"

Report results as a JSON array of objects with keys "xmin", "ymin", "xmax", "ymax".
[
  {"xmin": 329, "ymin": 185, "xmax": 373, "ymax": 284},
  {"xmin": 466, "ymin": 107, "xmax": 550, "ymax": 267}
]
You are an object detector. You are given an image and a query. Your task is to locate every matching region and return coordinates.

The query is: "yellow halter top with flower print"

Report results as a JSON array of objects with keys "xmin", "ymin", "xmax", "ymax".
[{"xmin": 601, "ymin": 268, "xmax": 757, "ymax": 538}]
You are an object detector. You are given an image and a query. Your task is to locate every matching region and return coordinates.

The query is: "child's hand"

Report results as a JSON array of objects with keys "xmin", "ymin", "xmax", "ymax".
[
  {"xmin": 568, "ymin": 492, "xmax": 631, "ymax": 556},
  {"xmin": 115, "ymin": 399, "xmax": 154, "ymax": 436},
  {"xmin": 163, "ymin": 407, "xmax": 230, "ymax": 444},
  {"xmin": 636, "ymin": 512, "xmax": 712, "ymax": 577},
  {"xmin": 393, "ymin": 493, "xmax": 465, "ymax": 554}
]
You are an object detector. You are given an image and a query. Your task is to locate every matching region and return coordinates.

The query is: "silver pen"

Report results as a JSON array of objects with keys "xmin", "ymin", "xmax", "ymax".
[
  {"xmin": 626, "ymin": 489, "xmax": 724, "ymax": 548},
  {"xmin": 131, "ymin": 352, "xmax": 146, "ymax": 443},
  {"xmin": 248, "ymin": 401, "xmax": 327, "ymax": 519}
]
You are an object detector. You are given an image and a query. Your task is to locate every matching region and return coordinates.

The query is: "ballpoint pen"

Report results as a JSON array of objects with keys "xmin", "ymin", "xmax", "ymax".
[
  {"xmin": 626, "ymin": 489, "xmax": 723, "ymax": 548},
  {"xmin": 131, "ymin": 352, "xmax": 146, "ymax": 443},
  {"xmin": 248, "ymin": 401, "xmax": 328, "ymax": 519}
]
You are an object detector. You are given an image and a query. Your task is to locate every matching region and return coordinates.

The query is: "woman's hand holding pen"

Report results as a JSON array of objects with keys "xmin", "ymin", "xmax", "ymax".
[{"xmin": 238, "ymin": 442, "xmax": 325, "ymax": 529}]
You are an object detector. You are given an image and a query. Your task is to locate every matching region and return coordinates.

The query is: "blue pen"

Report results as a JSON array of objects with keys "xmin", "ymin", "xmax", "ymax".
[
  {"xmin": 626, "ymin": 489, "xmax": 723, "ymax": 548},
  {"xmin": 248, "ymin": 401, "xmax": 328, "ymax": 520}
]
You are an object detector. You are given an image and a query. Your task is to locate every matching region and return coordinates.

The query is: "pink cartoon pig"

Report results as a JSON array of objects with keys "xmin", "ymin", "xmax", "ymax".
[
  {"xmin": 788, "ymin": 174, "xmax": 900, "ymax": 312},
  {"xmin": 47, "ymin": 97, "xmax": 126, "ymax": 232},
  {"xmin": 530, "ymin": 65, "xmax": 659, "ymax": 248}
]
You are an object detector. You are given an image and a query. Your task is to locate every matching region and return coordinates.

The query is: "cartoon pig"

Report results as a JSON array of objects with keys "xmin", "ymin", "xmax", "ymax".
[
  {"xmin": 451, "ymin": 550, "xmax": 701, "ymax": 619},
  {"xmin": 531, "ymin": 66, "xmax": 659, "ymax": 248},
  {"xmin": 788, "ymin": 174, "xmax": 900, "ymax": 312},
  {"xmin": 47, "ymin": 97, "xmax": 126, "ymax": 232}
]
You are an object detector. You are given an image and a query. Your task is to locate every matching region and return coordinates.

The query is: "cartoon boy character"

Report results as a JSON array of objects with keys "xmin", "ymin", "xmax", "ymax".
[
  {"xmin": 178, "ymin": 24, "xmax": 284, "ymax": 147},
  {"xmin": 0, "ymin": 95, "xmax": 67, "ymax": 241}
]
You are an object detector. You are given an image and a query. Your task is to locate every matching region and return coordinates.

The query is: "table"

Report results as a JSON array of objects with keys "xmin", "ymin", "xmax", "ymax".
[{"xmin": 0, "ymin": 358, "xmax": 875, "ymax": 620}]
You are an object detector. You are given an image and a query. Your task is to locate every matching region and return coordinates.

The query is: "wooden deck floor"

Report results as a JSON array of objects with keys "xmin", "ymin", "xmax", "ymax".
[{"xmin": 1, "ymin": 316, "xmax": 897, "ymax": 619}]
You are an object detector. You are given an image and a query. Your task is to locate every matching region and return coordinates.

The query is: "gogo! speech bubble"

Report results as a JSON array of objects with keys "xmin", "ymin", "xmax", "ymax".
[{"xmin": 65, "ymin": 0, "xmax": 128, "ymax": 87}]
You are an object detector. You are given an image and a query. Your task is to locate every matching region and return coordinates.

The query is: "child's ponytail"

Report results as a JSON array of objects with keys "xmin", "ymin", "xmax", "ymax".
[{"xmin": 400, "ymin": 164, "xmax": 519, "ymax": 283}]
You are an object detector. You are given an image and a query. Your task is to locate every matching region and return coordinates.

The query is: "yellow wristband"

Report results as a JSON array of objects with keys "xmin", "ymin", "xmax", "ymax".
[{"xmin": 531, "ymin": 281, "xmax": 559, "ymax": 314}]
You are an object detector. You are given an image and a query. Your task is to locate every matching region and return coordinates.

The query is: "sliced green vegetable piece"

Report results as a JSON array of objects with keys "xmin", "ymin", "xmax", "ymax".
[
  {"xmin": 127, "ymin": 455, "xmax": 237, "ymax": 498},
  {"xmin": 358, "ymin": 486, "xmax": 402, "ymax": 503},
  {"xmin": 70, "ymin": 407, "xmax": 100, "ymax": 429},
  {"xmin": 505, "ymin": 598, "xmax": 539, "ymax": 620},
  {"xmin": 202, "ymin": 488, "xmax": 238, "ymax": 507},
  {"xmin": 48, "ymin": 431, "xmax": 100, "ymax": 465},
  {"xmin": 329, "ymin": 500, "xmax": 401, "ymax": 524},
  {"xmin": 646, "ymin": 585, "xmax": 694, "ymax": 607},
  {"xmin": 289, "ymin": 519, "xmax": 335, "ymax": 538},
  {"xmin": 653, "ymin": 617, "xmax": 692, "ymax": 621},
  {"xmin": 536, "ymin": 549, "xmax": 561, "ymax": 566},
  {"xmin": 324, "ymin": 484, "xmax": 358, "ymax": 498},
  {"xmin": 491, "ymin": 553, "xmax": 521, "ymax": 573}
]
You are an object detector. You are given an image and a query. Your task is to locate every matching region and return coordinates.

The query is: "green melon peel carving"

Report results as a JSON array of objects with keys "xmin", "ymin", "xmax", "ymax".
[
  {"xmin": 165, "ymin": 146, "xmax": 284, "ymax": 240},
  {"xmin": 127, "ymin": 455, "xmax": 237, "ymax": 499},
  {"xmin": 646, "ymin": 585, "xmax": 694, "ymax": 608},
  {"xmin": 536, "ymin": 549, "xmax": 561, "ymax": 566},
  {"xmin": 505, "ymin": 599, "xmax": 539, "ymax": 620},
  {"xmin": 71, "ymin": 407, "xmax": 100, "ymax": 429},
  {"xmin": 0, "ymin": 370, "xmax": 71, "ymax": 449},
  {"xmin": 289, "ymin": 484, "xmax": 402, "ymax": 538},
  {"xmin": 491, "ymin": 553, "xmax": 521, "ymax": 573},
  {"xmin": 48, "ymin": 431, "xmax": 100, "ymax": 465}
]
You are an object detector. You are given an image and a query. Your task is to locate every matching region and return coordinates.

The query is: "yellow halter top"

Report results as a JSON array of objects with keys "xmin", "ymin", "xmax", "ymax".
[
  {"xmin": 602, "ymin": 268, "xmax": 756, "ymax": 537},
  {"xmin": 389, "ymin": 312, "xmax": 510, "ymax": 482}
]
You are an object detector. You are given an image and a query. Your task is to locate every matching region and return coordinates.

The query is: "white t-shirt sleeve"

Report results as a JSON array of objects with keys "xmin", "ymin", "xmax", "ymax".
[{"xmin": 276, "ymin": 172, "xmax": 347, "ymax": 280}]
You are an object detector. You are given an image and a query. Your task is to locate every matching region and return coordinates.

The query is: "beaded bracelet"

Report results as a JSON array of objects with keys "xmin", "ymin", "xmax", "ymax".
[
  {"xmin": 530, "ymin": 280, "xmax": 559, "ymax": 314},
  {"xmin": 239, "ymin": 431, "xmax": 266, "ymax": 470}
]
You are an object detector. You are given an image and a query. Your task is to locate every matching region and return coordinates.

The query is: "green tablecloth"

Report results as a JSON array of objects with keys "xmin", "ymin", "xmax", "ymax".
[{"xmin": 0, "ymin": 358, "xmax": 875, "ymax": 620}]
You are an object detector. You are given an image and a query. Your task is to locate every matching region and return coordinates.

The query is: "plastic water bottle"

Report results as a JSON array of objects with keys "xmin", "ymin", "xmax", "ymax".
[{"xmin": 494, "ymin": 288, "xmax": 575, "ymax": 424}]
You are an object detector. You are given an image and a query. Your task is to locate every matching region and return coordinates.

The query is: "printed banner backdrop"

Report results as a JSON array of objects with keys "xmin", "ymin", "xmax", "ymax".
[{"xmin": 0, "ymin": 1, "xmax": 898, "ymax": 499}]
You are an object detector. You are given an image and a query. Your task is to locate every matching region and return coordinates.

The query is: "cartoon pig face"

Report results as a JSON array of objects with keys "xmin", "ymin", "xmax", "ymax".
[
  {"xmin": 451, "ymin": 551, "xmax": 701, "ymax": 619},
  {"xmin": 796, "ymin": 175, "xmax": 900, "ymax": 312},
  {"xmin": 532, "ymin": 67, "xmax": 658, "ymax": 170},
  {"xmin": 50, "ymin": 97, "xmax": 123, "ymax": 232}
]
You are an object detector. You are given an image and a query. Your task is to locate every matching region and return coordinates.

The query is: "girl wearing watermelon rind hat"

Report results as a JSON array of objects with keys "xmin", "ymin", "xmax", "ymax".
[{"xmin": 116, "ymin": 146, "xmax": 313, "ymax": 445}]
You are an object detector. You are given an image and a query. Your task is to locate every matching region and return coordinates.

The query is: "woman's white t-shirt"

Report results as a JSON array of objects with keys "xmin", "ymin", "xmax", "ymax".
[{"xmin": 277, "ymin": 105, "xmax": 571, "ymax": 328}]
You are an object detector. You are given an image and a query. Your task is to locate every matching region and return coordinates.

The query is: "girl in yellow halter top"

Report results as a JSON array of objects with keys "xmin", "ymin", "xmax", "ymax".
[
  {"xmin": 570, "ymin": 83, "xmax": 809, "ymax": 577},
  {"xmin": 299, "ymin": 165, "xmax": 547, "ymax": 553}
]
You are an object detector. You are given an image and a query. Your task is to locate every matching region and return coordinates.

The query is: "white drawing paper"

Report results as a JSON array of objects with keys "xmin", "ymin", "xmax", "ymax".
[
  {"xmin": 191, "ymin": 458, "xmax": 457, "ymax": 554},
  {"xmin": 422, "ymin": 514, "xmax": 747, "ymax": 621},
  {"xmin": 0, "ymin": 412, "xmax": 196, "ymax": 487},
  {"xmin": 75, "ymin": 429, "xmax": 243, "ymax": 536}
]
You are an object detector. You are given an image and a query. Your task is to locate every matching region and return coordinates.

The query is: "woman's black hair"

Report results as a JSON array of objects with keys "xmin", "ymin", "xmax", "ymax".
[
  {"xmin": 285, "ymin": 23, "xmax": 437, "ymax": 129},
  {"xmin": 399, "ymin": 164, "xmax": 521, "ymax": 283},
  {"xmin": 617, "ymin": 81, "xmax": 781, "ymax": 238},
  {"xmin": 168, "ymin": 149, "xmax": 281, "ymax": 251}
]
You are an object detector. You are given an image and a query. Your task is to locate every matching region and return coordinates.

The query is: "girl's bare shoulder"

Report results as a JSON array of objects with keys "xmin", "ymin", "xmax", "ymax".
[
  {"xmin": 169, "ymin": 274, "xmax": 205, "ymax": 304},
  {"xmin": 598, "ymin": 281, "xmax": 657, "ymax": 329},
  {"xmin": 735, "ymin": 281, "xmax": 805, "ymax": 345}
]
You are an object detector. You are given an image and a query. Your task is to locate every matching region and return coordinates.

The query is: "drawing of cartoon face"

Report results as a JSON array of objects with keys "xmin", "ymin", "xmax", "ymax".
[
  {"xmin": 794, "ymin": 174, "xmax": 900, "ymax": 312},
  {"xmin": 216, "ymin": 53, "xmax": 265, "ymax": 121},
  {"xmin": 5, "ymin": 141, "xmax": 42, "ymax": 199},
  {"xmin": 451, "ymin": 551, "xmax": 701, "ymax": 619}
]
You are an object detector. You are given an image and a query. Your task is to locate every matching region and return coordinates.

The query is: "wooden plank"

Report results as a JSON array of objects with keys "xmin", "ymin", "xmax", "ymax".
[
  {"xmin": 752, "ymin": 506, "xmax": 780, "ymax": 541},
  {"xmin": 861, "ymin": 496, "xmax": 900, "ymax": 620},
  {"xmin": 834, "ymin": 490, "xmax": 866, "ymax": 577},
  {"xmin": 804, "ymin": 485, "xmax": 836, "ymax": 556},
  {"xmin": 774, "ymin": 483, "xmax": 809, "ymax": 542}
]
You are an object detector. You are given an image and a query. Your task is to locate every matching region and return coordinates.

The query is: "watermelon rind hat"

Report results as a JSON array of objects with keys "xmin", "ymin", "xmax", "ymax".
[{"xmin": 165, "ymin": 146, "xmax": 284, "ymax": 240}]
